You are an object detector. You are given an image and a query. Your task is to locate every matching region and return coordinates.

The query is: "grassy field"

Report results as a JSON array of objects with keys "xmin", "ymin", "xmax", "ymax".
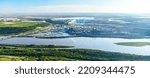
[
  {"xmin": 0, "ymin": 55, "xmax": 22, "ymax": 61},
  {"xmin": 115, "ymin": 42, "xmax": 150, "ymax": 47},
  {"xmin": 0, "ymin": 44, "xmax": 150, "ymax": 61},
  {"xmin": 0, "ymin": 22, "xmax": 42, "ymax": 27},
  {"xmin": 0, "ymin": 22, "xmax": 50, "ymax": 36}
]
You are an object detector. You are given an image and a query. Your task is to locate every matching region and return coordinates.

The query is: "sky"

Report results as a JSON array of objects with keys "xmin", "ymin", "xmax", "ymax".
[{"xmin": 0, "ymin": 0, "xmax": 150, "ymax": 14}]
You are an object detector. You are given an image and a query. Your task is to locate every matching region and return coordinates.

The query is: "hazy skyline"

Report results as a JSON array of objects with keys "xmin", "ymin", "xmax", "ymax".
[{"xmin": 0, "ymin": 0, "xmax": 150, "ymax": 14}]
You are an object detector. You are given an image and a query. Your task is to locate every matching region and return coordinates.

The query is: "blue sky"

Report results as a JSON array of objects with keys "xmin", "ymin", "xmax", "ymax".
[
  {"xmin": 0, "ymin": 0, "xmax": 112, "ymax": 6},
  {"xmin": 0, "ymin": 0, "xmax": 150, "ymax": 14}
]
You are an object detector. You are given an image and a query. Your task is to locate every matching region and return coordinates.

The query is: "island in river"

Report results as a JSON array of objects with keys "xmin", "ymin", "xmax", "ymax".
[{"xmin": 115, "ymin": 42, "xmax": 150, "ymax": 47}]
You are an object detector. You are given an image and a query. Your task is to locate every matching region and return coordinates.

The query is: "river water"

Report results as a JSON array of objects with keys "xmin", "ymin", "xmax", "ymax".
[{"xmin": 0, "ymin": 37, "xmax": 150, "ymax": 55}]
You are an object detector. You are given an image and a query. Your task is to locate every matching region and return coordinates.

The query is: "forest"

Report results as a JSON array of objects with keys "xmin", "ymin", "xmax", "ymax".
[{"xmin": 0, "ymin": 44, "xmax": 150, "ymax": 61}]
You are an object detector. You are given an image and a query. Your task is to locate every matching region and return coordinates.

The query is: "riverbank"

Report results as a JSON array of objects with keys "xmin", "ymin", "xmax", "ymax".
[
  {"xmin": 0, "ymin": 44, "xmax": 73, "ymax": 48},
  {"xmin": 1, "ymin": 37, "xmax": 150, "ymax": 55}
]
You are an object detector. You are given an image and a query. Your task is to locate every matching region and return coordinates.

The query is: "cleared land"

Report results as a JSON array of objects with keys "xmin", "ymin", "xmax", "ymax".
[
  {"xmin": 0, "ymin": 22, "xmax": 50, "ymax": 36},
  {"xmin": 115, "ymin": 42, "xmax": 150, "ymax": 47},
  {"xmin": 0, "ymin": 22, "xmax": 46, "ymax": 27}
]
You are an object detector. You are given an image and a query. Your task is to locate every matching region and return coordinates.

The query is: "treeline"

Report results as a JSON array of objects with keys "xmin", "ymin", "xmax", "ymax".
[
  {"xmin": 0, "ymin": 44, "xmax": 73, "ymax": 48},
  {"xmin": 0, "ymin": 46, "xmax": 150, "ymax": 61},
  {"xmin": 45, "ymin": 19, "xmax": 68, "ymax": 25},
  {"xmin": 0, "ymin": 27, "xmax": 30, "ymax": 35}
]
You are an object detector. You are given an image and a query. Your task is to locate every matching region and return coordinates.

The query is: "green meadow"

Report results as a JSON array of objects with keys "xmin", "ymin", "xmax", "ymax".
[{"xmin": 0, "ymin": 22, "xmax": 50, "ymax": 36}]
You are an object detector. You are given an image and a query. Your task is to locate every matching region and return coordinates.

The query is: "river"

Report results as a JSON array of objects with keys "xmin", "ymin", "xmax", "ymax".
[{"xmin": 0, "ymin": 37, "xmax": 150, "ymax": 55}]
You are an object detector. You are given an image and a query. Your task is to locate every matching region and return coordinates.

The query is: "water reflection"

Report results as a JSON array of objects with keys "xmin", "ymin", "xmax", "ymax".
[{"xmin": 0, "ymin": 37, "xmax": 150, "ymax": 55}]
